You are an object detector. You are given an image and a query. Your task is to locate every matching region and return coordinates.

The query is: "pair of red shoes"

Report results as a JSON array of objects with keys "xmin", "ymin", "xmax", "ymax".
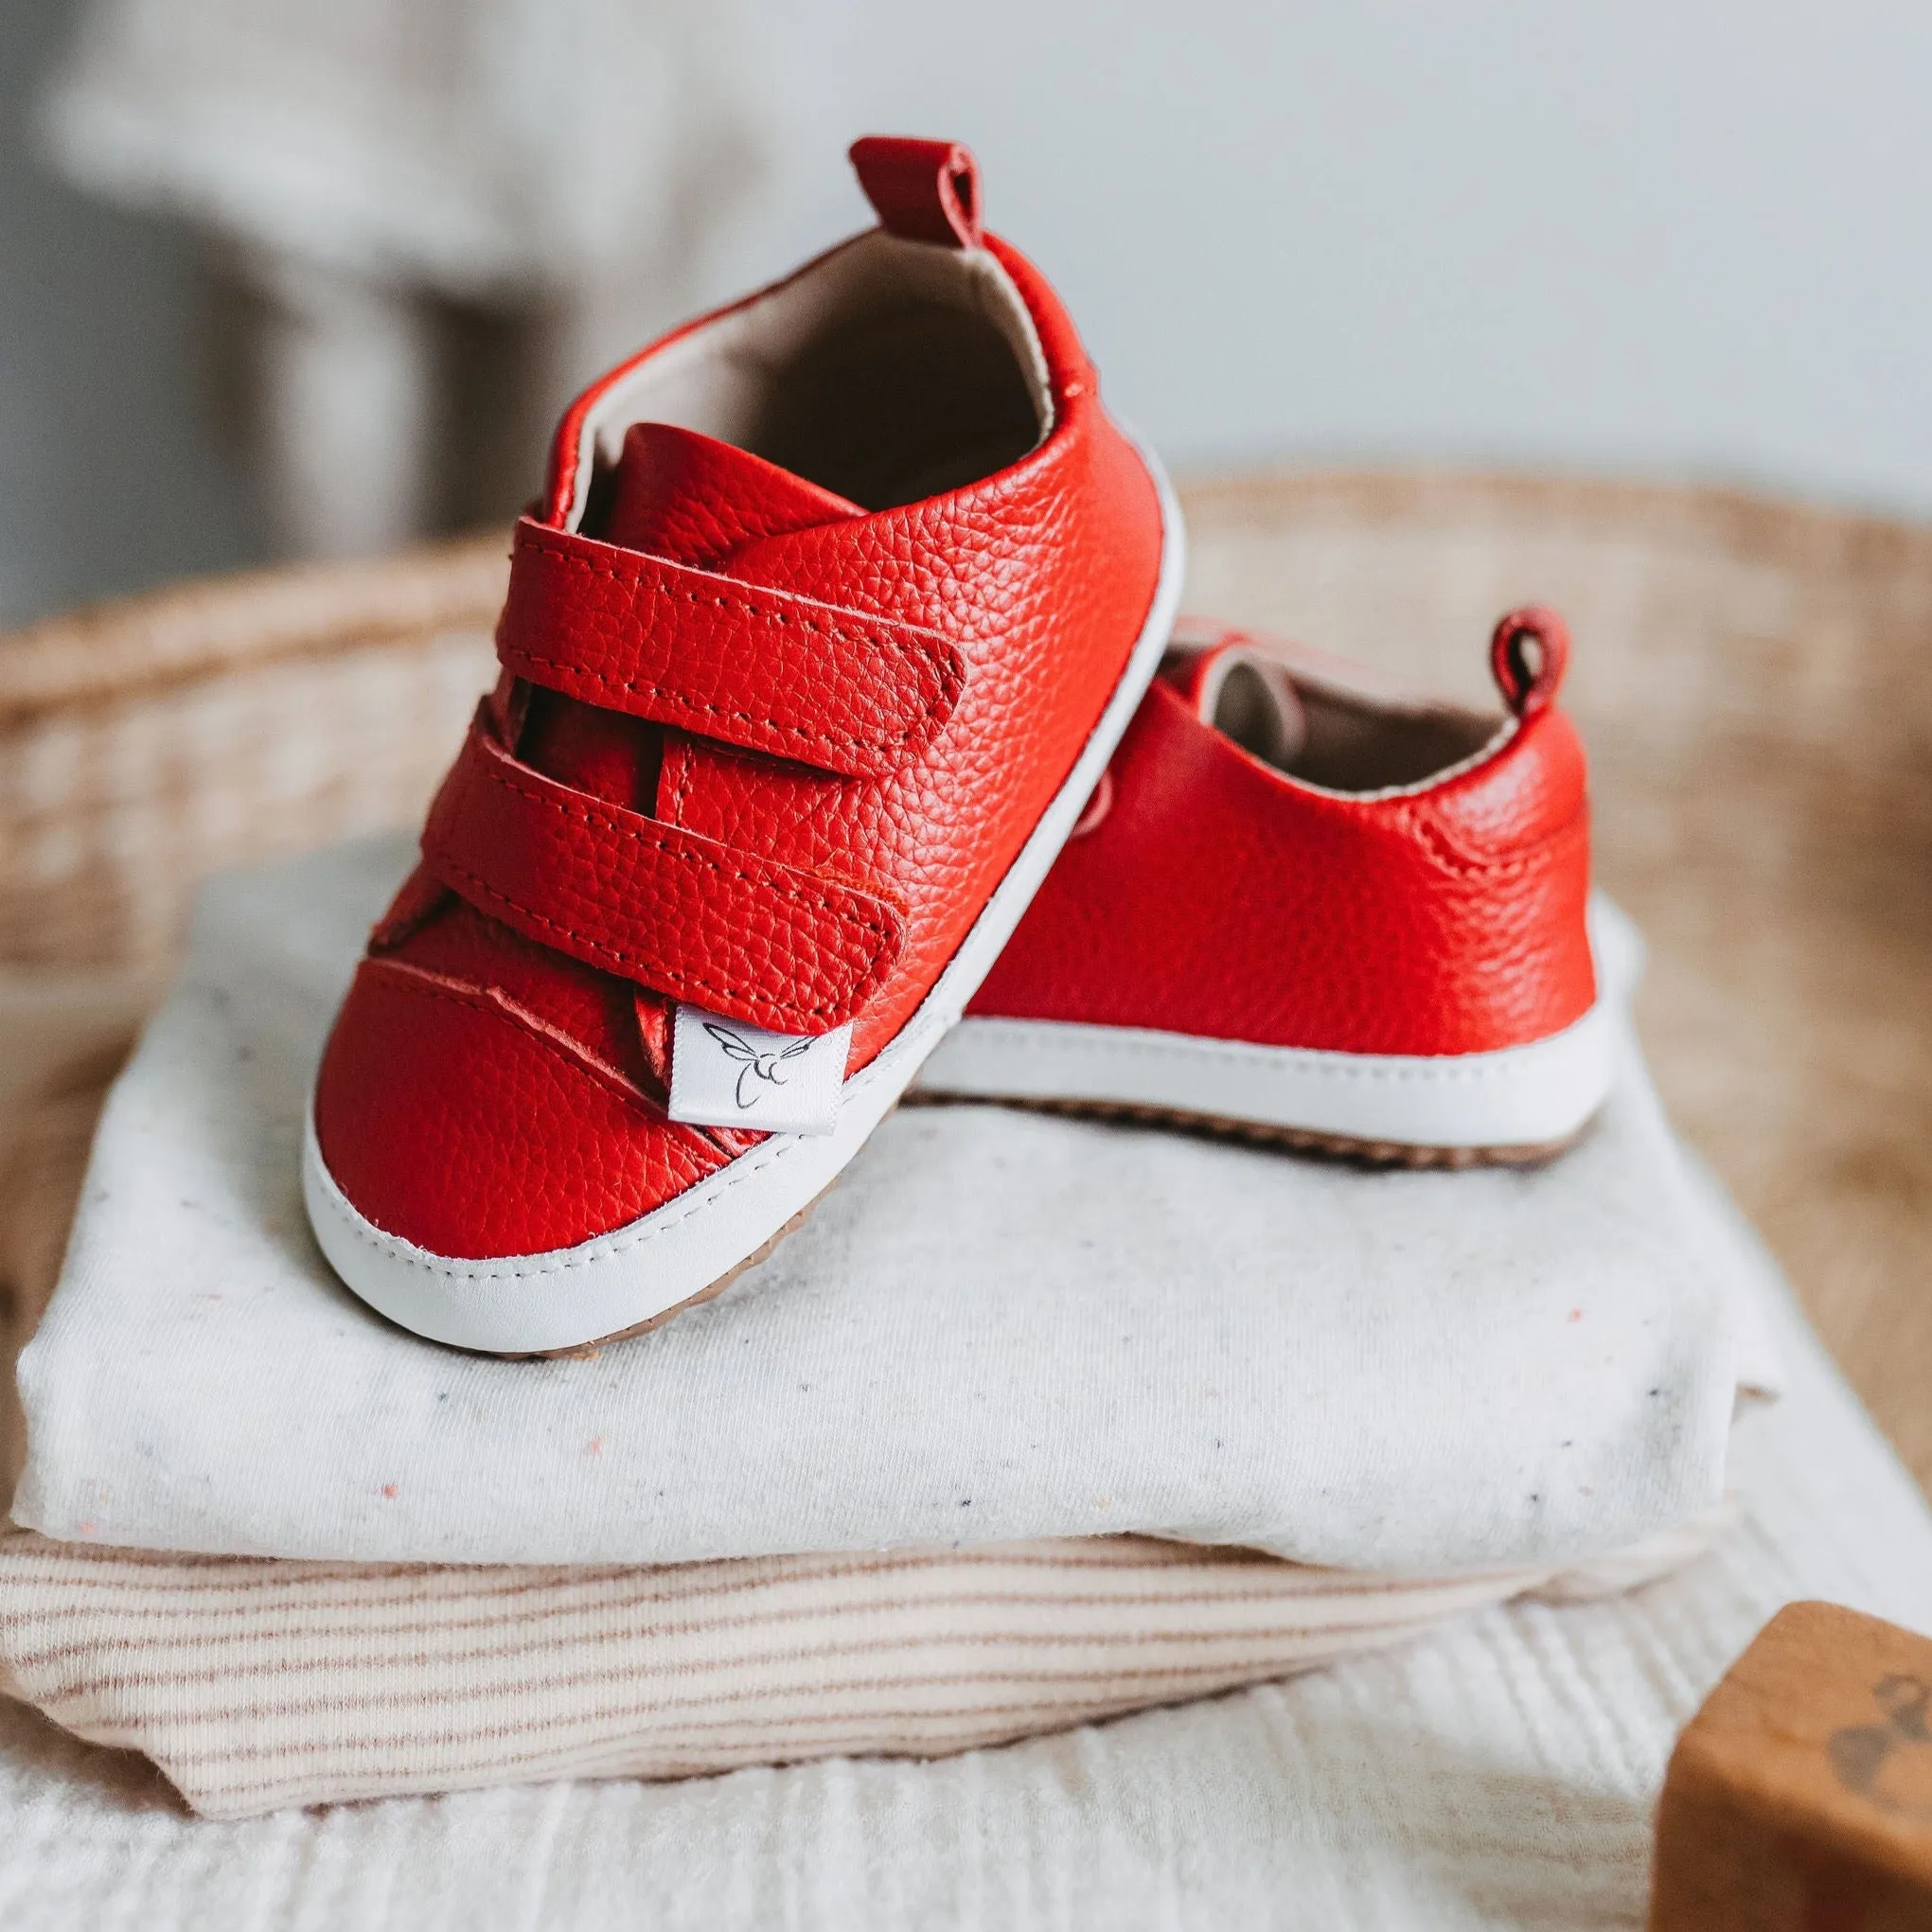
[{"xmin": 304, "ymin": 138, "xmax": 1609, "ymax": 1356}]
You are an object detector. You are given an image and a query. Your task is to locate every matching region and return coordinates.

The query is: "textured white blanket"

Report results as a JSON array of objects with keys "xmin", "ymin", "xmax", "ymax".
[
  {"xmin": 0, "ymin": 1189, "xmax": 1918, "ymax": 1932},
  {"xmin": 12, "ymin": 835, "xmax": 1773, "ymax": 1569}
]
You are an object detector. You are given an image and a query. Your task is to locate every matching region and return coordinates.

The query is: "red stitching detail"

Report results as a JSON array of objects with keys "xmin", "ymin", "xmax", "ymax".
[
  {"xmin": 470, "ymin": 753, "xmax": 895, "ymax": 941},
  {"xmin": 503, "ymin": 647, "xmax": 941, "ymax": 761},
  {"xmin": 433, "ymin": 848, "xmax": 868, "ymax": 1025},
  {"xmin": 522, "ymin": 534, "xmax": 930, "ymax": 652},
  {"xmin": 429, "ymin": 747, "xmax": 895, "ymax": 1025},
  {"xmin": 1405, "ymin": 804, "xmax": 1590, "ymax": 879},
  {"xmin": 508, "ymin": 539, "xmax": 962, "ymax": 763}
]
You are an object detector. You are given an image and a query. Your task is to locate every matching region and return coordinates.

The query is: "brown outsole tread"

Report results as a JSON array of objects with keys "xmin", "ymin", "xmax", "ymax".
[{"xmin": 904, "ymin": 1090, "xmax": 1593, "ymax": 1171}]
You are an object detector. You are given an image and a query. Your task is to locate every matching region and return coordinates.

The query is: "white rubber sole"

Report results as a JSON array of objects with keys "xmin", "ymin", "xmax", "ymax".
[
  {"xmin": 912, "ymin": 895, "xmax": 1636, "ymax": 1157},
  {"xmin": 303, "ymin": 444, "xmax": 1188, "ymax": 1355}
]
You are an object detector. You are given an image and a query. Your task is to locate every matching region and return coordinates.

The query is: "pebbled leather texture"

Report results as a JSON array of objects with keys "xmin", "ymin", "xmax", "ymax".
[
  {"xmin": 967, "ymin": 623, "xmax": 1598, "ymax": 1058},
  {"xmin": 317, "ymin": 958, "xmax": 729, "ymax": 1260},
  {"xmin": 311, "ymin": 142, "xmax": 1165, "ymax": 1263},
  {"xmin": 495, "ymin": 518, "xmax": 966, "ymax": 778},
  {"xmin": 421, "ymin": 709, "xmax": 905, "ymax": 1034},
  {"xmin": 602, "ymin": 422, "xmax": 864, "ymax": 564},
  {"xmin": 649, "ymin": 279, "xmax": 1161, "ymax": 1072}
]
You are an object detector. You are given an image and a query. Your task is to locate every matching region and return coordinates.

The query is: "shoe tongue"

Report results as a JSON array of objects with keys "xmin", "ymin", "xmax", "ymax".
[
  {"xmin": 1174, "ymin": 642, "xmax": 1308, "ymax": 773},
  {"xmin": 600, "ymin": 422, "xmax": 861, "ymax": 567},
  {"xmin": 518, "ymin": 425, "xmax": 861, "ymax": 811}
]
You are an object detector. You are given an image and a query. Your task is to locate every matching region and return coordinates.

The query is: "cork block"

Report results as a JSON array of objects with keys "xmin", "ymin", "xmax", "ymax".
[{"xmin": 1650, "ymin": 1601, "xmax": 1932, "ymax": 1930}]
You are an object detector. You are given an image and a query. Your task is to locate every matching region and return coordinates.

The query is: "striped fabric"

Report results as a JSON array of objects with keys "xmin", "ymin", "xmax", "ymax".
[{"xmin": 0, "ymin": 1520, "xmax": 1721, "ymax": 1819}]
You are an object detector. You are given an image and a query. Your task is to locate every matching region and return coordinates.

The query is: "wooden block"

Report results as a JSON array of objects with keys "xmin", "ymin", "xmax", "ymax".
[{"xmin": 1650, "ymin": 1601, "xmax": 1932, "ymax": 1930}]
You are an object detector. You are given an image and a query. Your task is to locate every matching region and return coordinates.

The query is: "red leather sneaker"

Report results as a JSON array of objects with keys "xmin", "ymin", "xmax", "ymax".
[
  {"xmin": 303, "ymin": 137, "xmax": 1183, "ymax": 1353},
  {"xmin": 916, "ymin": 608, "xmax": 1611, "ymax": 1162}
]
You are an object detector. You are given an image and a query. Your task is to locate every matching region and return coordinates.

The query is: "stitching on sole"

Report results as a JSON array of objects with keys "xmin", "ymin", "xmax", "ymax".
[
  {"xmin": 928, "ymin": 1012, "xmax": 1605, "ymax": 1087},
  {"xmin": 903, "ymin": 1091, "xmax": 1596, "ymax": 1169}
]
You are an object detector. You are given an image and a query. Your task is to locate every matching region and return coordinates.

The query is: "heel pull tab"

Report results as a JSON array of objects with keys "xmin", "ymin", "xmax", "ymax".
[
  {"xmin": 1490, "ymin": 606, "xmax": 1570, "ymax": 718},
  {"xmin": 849, "ymin": 136, "xmax": 983, "ymax": 248}
]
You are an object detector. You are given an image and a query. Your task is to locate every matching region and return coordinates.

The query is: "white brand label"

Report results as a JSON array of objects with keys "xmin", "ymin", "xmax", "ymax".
[{"xmin": 667, "ymin": 1005, "xmax": 851, "ymax": 1136}]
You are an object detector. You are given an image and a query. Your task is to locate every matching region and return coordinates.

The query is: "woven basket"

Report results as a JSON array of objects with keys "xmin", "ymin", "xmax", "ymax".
[
  {"xmin": 3, "ymin": 477, "xmax": 1929, "ymax": 1483},
  {"xmin": 0, "ymin": 536, "xmax": 505, "ymax": 971}
]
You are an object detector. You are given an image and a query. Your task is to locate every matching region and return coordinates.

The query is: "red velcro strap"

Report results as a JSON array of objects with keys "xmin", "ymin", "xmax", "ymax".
[
  {"xmin": 496, "ymin": 519, "xmax": 965, "ymax": 778},
  {"xmin": 422, "ymin": 709, "xmax": 904, "ymax": 1035}
]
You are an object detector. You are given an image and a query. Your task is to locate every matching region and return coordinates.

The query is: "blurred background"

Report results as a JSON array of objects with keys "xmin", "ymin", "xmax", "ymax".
[{"xmin": 3, "ymin": 0, "xmax": 1929, "ymax": 627}]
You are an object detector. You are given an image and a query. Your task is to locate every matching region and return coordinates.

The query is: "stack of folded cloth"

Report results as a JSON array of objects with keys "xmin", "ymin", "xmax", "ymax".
[
  {"xmin": 0, "ymin": 134, "xmax": 1786, "ymax": 1827},
  {"xmin": 0, "ymin": 831, "xmax": 1773, "ymax": 1817}
]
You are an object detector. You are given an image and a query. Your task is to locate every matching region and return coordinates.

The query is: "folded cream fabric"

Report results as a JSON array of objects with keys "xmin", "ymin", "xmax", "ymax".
[
  {"xmin": 0, "ymin": 1015, "xmax": 1728, "ymax": 1821},
  {"xmin": 12, "ymin": 835, "xmax": 1775, "ymax": 1571},
  {"xmin": 0, "ymin": 1177, "xmax": 1917, "ymax": 1930},
  {"xmin": 0, "ymin": 1056, "xmax": 1727, "ymax": 1822},
  {"xmin": 0, "ymin": 1519, "xmax": 1724, "ymax": 1819}
]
